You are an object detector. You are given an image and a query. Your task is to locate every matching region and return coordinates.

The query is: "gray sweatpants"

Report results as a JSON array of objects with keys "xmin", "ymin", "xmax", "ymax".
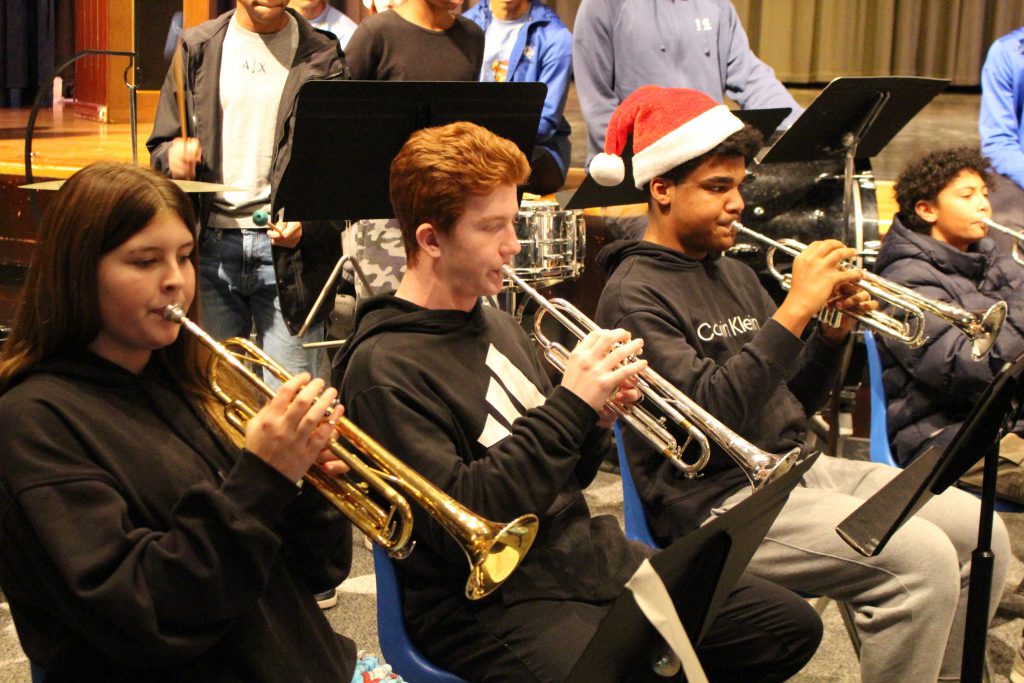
[{"xmin": 709, "ymin": 455, "xmax": 1010, "ymax": 683}]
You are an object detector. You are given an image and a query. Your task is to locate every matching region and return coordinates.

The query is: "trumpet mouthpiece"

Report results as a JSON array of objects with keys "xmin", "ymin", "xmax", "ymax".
[
  {"xmin": 164, "ymin": 305, "xmax": 185, "ymax": 323},
  {"xmin": 252, "ymin": 210, "xmax": 271, "ymax": 227}
]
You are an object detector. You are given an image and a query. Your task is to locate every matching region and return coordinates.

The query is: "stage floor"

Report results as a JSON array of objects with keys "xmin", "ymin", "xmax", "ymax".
[{"xmin": 0, "ymin": 105, "xmax": 149, "ymax": 180}]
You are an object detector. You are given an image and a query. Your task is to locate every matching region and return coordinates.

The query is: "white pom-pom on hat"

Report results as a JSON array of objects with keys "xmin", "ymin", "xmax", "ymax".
[{"xmin": 590, "ymin": 152, "xmax": 626, "ymax": 187}]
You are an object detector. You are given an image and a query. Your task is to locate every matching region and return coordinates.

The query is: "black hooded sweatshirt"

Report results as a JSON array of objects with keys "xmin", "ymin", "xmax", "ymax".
[
  {"xmin": 0, "ymin": 352, "xmax": 355, "ymax": 682},
  {"xmin": 335, "ymin": 295, "xmax": 648, "ymax": 656},
  {"xmin": 874, "ymin": 214, "xmax": 1024, "ymax": 464},
  {"xmin": 595, "ymin": 240, "xmax": 841, "ymax": 541}
]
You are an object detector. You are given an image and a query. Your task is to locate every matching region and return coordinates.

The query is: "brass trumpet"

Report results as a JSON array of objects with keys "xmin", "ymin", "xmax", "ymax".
[
  {"xmin": 499, "ymin": 267, "xmax": 799, "ymax": 491},
  {"xmin": 730, "ymin": 221, "xmax": 1007, "ymax": 360},
  {"xmin": 981, "ymin": 217, "xmax": 1024, "ymax": 267},
  {"xmin": 164, "ymin": 305, "xmax": 538, "ymax": 600}
]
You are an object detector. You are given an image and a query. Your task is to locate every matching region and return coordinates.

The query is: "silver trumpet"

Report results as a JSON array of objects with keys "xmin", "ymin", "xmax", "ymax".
[
  {"xmin": 499, "ymin": 265, "xmax": 799, "ymax": 491},
  {"xmin": 730, "ymin": 221, "xmax": 1007, "ymax": 360},
  {"xmin": 981, "ymin": 217, "xmax": 1024, "ymax": 267}
]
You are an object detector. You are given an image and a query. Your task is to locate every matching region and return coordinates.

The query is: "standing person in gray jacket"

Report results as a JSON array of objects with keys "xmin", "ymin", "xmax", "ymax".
[
  {"xmin": 147, "ymin": 1, "xmax": 349, "ymax": 388},
  {"xmin": 573, "ymin": 0, "xmax": 802, "ymax": 162}
]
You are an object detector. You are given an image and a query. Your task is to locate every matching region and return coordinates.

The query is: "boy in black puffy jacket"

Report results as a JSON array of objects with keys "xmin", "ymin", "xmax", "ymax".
[{"xmin": 875, "ymin": 147, "xmax": 1024, "ymax": 504}]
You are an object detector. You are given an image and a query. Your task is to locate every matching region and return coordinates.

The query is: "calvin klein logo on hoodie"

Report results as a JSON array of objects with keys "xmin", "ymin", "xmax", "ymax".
[
  {"xmin": 696, "ymin": 315, "xmax": 760, "ymax": 342},
  {"xmin": 477, "ymin": 345, "xmax": 546, "ymax": 448}
]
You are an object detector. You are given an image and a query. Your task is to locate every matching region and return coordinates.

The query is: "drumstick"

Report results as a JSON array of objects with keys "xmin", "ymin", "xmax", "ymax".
[{"xmin": 171, "ymin": 44, "xmax": 188, "ymax": 143}]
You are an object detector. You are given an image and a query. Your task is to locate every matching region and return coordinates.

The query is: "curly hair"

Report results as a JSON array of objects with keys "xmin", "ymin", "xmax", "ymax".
[
  {"xmin": 894, "ymin": 147, "xmax": 992, "ymax": 233},
  {"xmin": 390, "ymin": 122, "xmax": 530, "ymax": 265},
  {"xmin": 655, "ymin": 123, "xmax": 763, "ymax": 187}
]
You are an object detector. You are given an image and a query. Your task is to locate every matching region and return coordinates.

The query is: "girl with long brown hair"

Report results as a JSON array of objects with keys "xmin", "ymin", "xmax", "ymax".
[{"xmin": 0, "ymin": 163, "xmax": 357, "ymax": 681}]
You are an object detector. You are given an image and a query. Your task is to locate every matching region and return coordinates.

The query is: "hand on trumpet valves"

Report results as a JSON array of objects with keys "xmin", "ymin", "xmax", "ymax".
[
  {"xmin": 252, "ymin": 210, "xmax": 303, "ymax": 249},
  {"xmin": 597, "ymin": 376, "xmax": 644, "ymax": 429},
  {"xmin": 168, "ymin": 137, "xmax": 202, "ymax": 180},
  {"xmin": 775, "ymin": 239, "xmax": 863, "ymax": 337},
  {"xmin": 821, "ymin": 282, "xmax": 878, "ymax": 343},
  {"xmin": 560, "ymin": 328, "xmax": 647, "ymax": 419},
  {"xmin": 244, "ymin": 372, "xmax": 349, "ymax": 483}
]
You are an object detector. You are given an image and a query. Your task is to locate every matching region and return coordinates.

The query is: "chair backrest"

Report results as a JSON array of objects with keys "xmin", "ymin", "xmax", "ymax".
[
  {"xmin": 613, "ymin": 422, "xmax": 662, "ymax": 549},
  {"xmin": 371, "ymin": 545, "xmax": 469, "ymax": 683},
  {"xmin": 862, "ymin": 330, "xmax": 898, "ymax": 467}
]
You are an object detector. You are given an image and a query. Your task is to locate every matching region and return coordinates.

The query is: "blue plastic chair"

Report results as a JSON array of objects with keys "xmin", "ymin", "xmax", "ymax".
[
  {"xmin": 612, "ymin": 422, "xmax": 661, "ymax": 548},
  {"xmin": 862, "ymin": 330, "xmax": 899, "ymax": 468},
  {"xmin": 372, "ymin": 545, "xmax": 468, "ymax": 683},
  {"xmin": 863, "ymin": 329, "xmax": 1024, "ymax": 513}
]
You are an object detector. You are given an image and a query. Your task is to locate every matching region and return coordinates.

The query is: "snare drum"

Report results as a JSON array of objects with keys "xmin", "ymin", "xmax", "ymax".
[{"xmin": 504, "ymin": 200, "xmax": 586, "ymax": 288}]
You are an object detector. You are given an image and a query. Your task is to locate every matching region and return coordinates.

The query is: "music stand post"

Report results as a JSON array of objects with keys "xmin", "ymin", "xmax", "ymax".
[
  {"xmin": 837, "ymin": 351, "xmax": 1024, "ymax": 682},
  {"xmin": 838, "ymin": 91, "xmax": 887, "ymax": 255}
]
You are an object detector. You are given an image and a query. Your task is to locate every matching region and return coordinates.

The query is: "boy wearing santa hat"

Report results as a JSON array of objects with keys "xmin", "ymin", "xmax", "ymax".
[{"xmin": 594, "ymin": 85, "xmax": 1010, "ymax": 683}]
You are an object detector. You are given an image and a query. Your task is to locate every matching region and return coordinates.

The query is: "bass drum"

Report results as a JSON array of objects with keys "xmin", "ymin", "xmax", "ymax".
[{"xmin": 729, "ymin": 158, "xmax": 880, "ymax": 301}]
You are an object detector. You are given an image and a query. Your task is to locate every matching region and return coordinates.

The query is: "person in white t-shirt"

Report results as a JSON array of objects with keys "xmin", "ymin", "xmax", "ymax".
[
  {"xmin": 289, "ymin": 0, "xmax": 358, "ymax": 48},
  {"xmin": 148, "ymin": 0, "xmax": 348, "ymax": 401}
]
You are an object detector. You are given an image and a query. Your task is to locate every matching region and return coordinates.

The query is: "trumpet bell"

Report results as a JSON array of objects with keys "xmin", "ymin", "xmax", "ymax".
[
  {"xmin": 969, "ymin": 301, "xmax": 1007, "ymax": 361},
  {"xmin": 467, "ymin": 515, "xmax": 539, "ymax": 600}
]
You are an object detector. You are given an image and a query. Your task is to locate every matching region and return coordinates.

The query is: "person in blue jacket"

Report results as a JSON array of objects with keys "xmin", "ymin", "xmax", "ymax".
[
  {"xmin": 875, "ymin": 147, "xmax": 1024, "ymax": 505},
  {"xmin": 980, "ymin": 26, "xmax": 1024, "ymax": 232},
  {"xmin": 572, "ymin": 0, "xmax": 803, "ymax": 162},
  {"xmin": 464, "ymin": 0, "xmax": 572, "ymax": 195}
]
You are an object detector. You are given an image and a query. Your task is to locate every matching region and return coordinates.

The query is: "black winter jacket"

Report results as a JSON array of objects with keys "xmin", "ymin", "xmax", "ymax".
[
  {"xmin": 0, "ymin": 352, "xmax": 355, "ymax": 681},
  {"xmin": 875, "ymin": 214, "xmax": 1024, "ymax": 464},
  {"xmin": 146, "ymin": 9, "xmax": 350, "ymax": 333}
]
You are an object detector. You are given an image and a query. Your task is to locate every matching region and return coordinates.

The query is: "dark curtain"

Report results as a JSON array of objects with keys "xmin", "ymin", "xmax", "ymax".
[{"xmin": 1, "ymin": 0, "xmax": 73, "ymax": 108}]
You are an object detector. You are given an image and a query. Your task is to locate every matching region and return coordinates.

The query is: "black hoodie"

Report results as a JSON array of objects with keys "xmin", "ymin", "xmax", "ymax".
[
  {"xmin": 336, "ymin": 295, "xmax": 648, "ymax": 656},
  {"xmin": 874, "ymin": 214, "xmax": 1024, "ymax": 464},
  {"xmin": 0, "ymin": 353, "xmax": 355, "ymax": 682},
  {"xmin": 595, "ymin": 240, "xmax": 841, "ymax": 540}
]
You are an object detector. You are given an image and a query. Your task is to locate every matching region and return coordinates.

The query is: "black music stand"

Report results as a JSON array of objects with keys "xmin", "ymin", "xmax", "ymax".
[
  {"xmin": 567, "ymin": 451, "xmax": 818, "ymax": 682},
  {"xmin": 565, "ymin": 108, "xmax": 790, "ymax": 210},
  {"xmin": 760, "ymin": 76, "xmax": 948, "ymax": 254},
  {"xmin": 272, "ymin": 80, "xmax": 545, "ymax": 221},
  {"xmin": 272, "ymin": 80, "xmax": 546, "ymax": 336},
  {"xmin": 836, "ymin": 350, "xmax": 1024, "ymax": 683}
]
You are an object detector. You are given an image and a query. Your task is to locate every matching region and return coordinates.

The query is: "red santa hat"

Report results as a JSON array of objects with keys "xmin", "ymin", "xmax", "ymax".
[{"xmin": 590, "ymin": 85, "xmax": 745, "ymax": 189}]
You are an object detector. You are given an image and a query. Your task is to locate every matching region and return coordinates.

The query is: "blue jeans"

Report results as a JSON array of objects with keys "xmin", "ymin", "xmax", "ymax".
[{"xmin": 198, "ymin": 228, "xmax": 324, "ymax": 385}]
